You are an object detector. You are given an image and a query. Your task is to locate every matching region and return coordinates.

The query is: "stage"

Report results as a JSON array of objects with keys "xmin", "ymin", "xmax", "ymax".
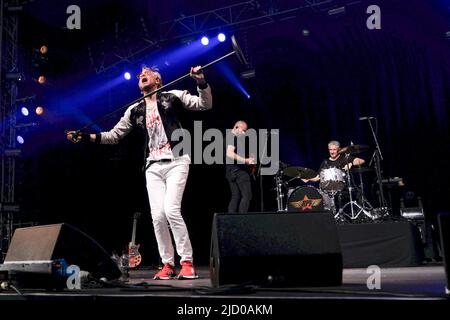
[
  {"xmin": 1, "ymin": 1, "xmax": 450, "ymax": 317},
  {"xmin": 0, "ymin": 265, "xmax": 448, "ymax": 316}
]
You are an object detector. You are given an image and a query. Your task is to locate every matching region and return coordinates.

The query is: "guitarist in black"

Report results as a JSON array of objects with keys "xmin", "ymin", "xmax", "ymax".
[{"xmin": 225, "ymin": 121, "xmax": 256, "ymax": 213}]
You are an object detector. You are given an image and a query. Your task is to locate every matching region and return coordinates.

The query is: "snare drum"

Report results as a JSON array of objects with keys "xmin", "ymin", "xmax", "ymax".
[
  {"xmin": 287, "ymin": 186, "xmax": 332, "ymax": 212},
  {"xmin": 319, "ymin": 167, "xmax": 345, "ymax": 192}
]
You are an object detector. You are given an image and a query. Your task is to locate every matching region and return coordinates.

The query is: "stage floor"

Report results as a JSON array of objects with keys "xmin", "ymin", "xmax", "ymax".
[
  {"xmin": 0, "ymin": 265, "xmax": 448, "ymax": 298},
  {"xmin": 125, "ymin": 265, "xmax": 448, "ymax": 297}
]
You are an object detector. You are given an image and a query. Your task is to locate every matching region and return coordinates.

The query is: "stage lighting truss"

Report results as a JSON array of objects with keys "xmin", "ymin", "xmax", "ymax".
[{"xmin": 90, "ymin": 0, "xmax": 351, "ymax": 74}]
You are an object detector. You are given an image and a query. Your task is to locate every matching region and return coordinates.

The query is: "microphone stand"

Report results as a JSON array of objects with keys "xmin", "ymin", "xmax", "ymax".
[
  {"xmin": 67, "ymin": 35, "xmax": 247, "ymax": 134},
  {"xmin": 367, "ymin": 118, "xmax": 388, "ymax": 215}
]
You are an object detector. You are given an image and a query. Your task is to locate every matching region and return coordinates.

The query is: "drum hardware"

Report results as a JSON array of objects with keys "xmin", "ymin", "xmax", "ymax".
[
  {"xmin": 319, "ymin": 167, "xmax": 345, "ymax": 192},
  {"xmin": 338, "ymin": 144, "xmax": 370, "ymax": 155},
  {"xmin": 283, "ymin": 166, "xmax": 318, "ymax": 180},
  {"xmin": 335, "ymin": 154, "xmax": 377, "ymax": 222},
  {"xmin": 275, "ymin": 168, "xmax": 287, "ymax": 212}
]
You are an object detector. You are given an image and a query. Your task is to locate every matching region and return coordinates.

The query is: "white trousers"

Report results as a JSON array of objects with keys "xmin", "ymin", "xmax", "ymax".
[{"xmin": 145, "ymin": 157, "xmax": 193, "ymax": 266}]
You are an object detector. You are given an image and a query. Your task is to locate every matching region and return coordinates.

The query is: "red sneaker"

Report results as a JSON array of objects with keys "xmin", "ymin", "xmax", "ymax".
[
  {"xmin": 153, "ymin": 264, "xmax": 176, "ymax": 280},
  {"xmin": 177, "ymin": 261, "xmax": 199, "ymax": 279}
]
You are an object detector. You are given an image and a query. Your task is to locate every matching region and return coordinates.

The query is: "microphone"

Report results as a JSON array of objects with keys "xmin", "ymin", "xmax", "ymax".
[
  {"xmin": 65, "ymin": 130, "xmax": 81, "ymax": 143},
  {"xmin": 359, "ymin": 116, "xmax": 375, "ymax": 121}
]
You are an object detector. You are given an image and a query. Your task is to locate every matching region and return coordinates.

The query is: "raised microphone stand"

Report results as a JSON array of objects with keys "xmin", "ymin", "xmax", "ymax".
[{"xmin": 366, "ymin": 118, "xmax": 389, "ymax": 216}]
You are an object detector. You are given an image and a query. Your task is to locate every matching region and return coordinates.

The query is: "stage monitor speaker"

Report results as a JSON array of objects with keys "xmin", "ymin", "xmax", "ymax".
[
  {"xmin": 210, "ymin": 212, "xmax": 343, "ymax": 287},
  {"xmin": 4, "ymin": 223, "xmax": 121, "ymax": 280},
  {"xmin": 438, "ymin": 213, "xmax": 450, "ymax": 294}
]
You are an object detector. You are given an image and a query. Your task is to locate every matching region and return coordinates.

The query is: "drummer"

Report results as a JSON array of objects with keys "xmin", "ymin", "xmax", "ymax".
[{"xmin": 303, "ymin": 140, "xmax": 365, "ymax": 183}]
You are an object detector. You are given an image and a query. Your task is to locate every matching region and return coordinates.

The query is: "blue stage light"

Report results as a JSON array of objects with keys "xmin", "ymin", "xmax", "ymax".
[
  {"xmin": 21, "ymin": 107, "xmax": 29, "ymax": 116},
  {"xmin": 16, "ymin": 135, "xmax": 24, "ymax": 144},
  {"xmin": 217, "ymin": 33, "xmax": 226, "ymax": 42},
  {"xmin": 201, "ymin": 36, "xmax": 209, "ymax": 46},
  {"xmin": 124, "ymin": 72, "xmax": 131, "ymax": 80}
]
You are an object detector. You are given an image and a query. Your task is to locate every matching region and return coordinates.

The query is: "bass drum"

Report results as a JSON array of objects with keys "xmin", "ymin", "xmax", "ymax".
[{"xmin": 287, "ymin": 186, "xmax": 332, "ymax": 212}]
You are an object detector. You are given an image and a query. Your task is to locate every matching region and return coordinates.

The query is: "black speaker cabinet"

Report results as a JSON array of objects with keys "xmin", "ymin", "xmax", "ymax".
[
  {"xmin": 4, "ymin": 223, "xmax": 121, "ymax": 280},
  {"xmin": 210, "ymin": 212, "xmax": 343, "ymax": 287}
]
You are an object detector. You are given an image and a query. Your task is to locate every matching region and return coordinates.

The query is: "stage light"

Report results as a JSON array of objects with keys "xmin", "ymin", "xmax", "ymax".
[
  {"xmin": 40, "ymin": 46, "xmax": 48, "ymax": 55},
  {"xmin": 38, "ymin": 75, "xmax": 46, "ymax": 84},
  {"xmin": 124, "ymin": 72, "xmax": 131, "ymax": 80},
  {"xmin": 302, "ymin": 29, "xmax": 310, "ymax": 36},
  {"xmin": 35, "ymin": 106, "xmax": 44, "ymax": 116},
  {"xmin": 217, "ymin": 33, "xmax": 226, "ymax": 42},
  {"xmin": 201, "ymin": 36, "xmax": 209, "ymax": 46},
  {"xmin": 21, "ymin": 107, "xmax": 29, "ymax": 116},
  {"xmin": 16, "ymin": 136, "xmax": 25, "ymax": 145},
  {"xmin": 246, "ymin": 94, "xmax": 251, "ymax": 99}
]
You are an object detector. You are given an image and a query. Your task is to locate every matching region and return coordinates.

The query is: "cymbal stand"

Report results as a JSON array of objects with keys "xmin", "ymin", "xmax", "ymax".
[
  {"xmin": 356, "ymin": 168, "xmax": 374, "ymax": 212},
  {"xmin": 275, "ymin": 169, "xmax": 286, "ymax": 212},
  {"xmin": 338, "ymin": 154, "xmax": 374, "ymax": 221}
]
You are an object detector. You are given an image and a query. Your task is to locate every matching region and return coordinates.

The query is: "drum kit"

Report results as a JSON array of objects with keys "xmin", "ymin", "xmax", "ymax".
[{"xmin": 276, "ymin": 144, "xmax": 383, "ymax": 223}]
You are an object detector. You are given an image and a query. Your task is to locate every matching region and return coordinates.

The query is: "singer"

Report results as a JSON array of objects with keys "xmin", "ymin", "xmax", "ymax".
[{"xmin": 66, "ymin": 66, "xmax": 212, "ymax": 280}]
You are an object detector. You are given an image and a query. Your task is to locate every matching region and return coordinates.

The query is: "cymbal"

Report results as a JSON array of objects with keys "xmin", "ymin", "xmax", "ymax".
[
  {"xmin": 339, "ymin": 144, "xmax": 370, "ymax": 155},
  {"xmin": 283, "ymin": 166, "xmax": 318, "ymax": 179},
  {"xmin": 350, "ymin": 166, "xmax": 373, "ymax": 174}
]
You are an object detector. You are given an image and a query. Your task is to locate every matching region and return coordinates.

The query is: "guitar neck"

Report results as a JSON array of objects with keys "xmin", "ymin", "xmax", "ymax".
[{"xmin": 130, "ymin": 219, "xmax": 137, "ymax": 245}]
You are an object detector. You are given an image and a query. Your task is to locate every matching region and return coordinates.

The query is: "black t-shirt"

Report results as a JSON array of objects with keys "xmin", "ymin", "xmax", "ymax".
[
  {"xmin": 225, "ymin": 133, "xmax": 250, "ymax": 174},
  {"xmin": 319, "ymin": 155, "xmax": 355, "ymax": 171}
]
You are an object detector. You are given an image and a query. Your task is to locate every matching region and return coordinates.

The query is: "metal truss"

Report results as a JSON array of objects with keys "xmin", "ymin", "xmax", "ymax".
[
  {"xmin": 0, "ymin": 0, "xmax": 20, "ymax": 260},
  {"xmin": 92, "ymin": 0, "xmax": 337, "ymax": 74}
]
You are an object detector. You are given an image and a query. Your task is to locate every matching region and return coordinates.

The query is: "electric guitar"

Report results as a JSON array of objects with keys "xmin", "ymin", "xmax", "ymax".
[{"xmin": 128, "ymin": 212, "xmax": 142, "ymax": 268}]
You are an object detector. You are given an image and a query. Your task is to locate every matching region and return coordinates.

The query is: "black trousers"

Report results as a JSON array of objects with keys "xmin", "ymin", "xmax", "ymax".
[{"xmin": 226, "ymin": 169, "xmax": 252, "ymax": 213}]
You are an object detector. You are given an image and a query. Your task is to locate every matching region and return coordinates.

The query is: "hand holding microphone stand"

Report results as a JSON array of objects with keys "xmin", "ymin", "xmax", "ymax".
[{"xmin": 66, "ymin": 36, "xmax": 248, "ymax": 141}]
